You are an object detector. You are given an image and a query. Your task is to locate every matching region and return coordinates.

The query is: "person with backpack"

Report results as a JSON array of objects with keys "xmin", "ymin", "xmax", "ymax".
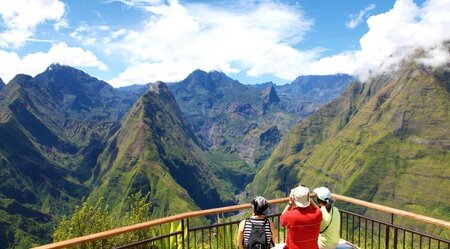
[
  {"xmin": 237, "ymin": 196, "xmax": 277, "ymax": 249},
  {"xmin": 280, "ymin": 185, "xmax": 322, "ymax": 249},
  {"xmin": 313, "ymin": 187, "xmax": 341, "ymax": 249}
]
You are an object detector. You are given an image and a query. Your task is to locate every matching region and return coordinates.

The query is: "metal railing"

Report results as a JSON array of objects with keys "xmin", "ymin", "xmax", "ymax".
[
  {"xmin": 340, "ymin": 210, "xmax": 450, "ymax": 249},
  {"xmin": 33, "ymin": 194, "xmax": 450, "ymax": 249}
]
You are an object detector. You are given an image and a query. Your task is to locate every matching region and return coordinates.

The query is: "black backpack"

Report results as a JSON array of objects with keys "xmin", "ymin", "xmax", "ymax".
[{"xmin": 245, "ymin": 218, "xmax": 271, "ymax": 249}]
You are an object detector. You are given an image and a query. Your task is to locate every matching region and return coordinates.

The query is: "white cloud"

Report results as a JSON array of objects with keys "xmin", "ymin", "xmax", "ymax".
[
  {"xmin": 70, "ymin": 25, "xmax": 111, "ymax": 46},
  {"xmin": 346, "ymin": 4, "xmax": 375, "ymax": 29},
  {"xmin": 0, "ymin": 42, "xmax": 107, "ymax": 83},
  {"xmin": 417, "ymin": 44, "xmax": 450, "ymax": 67},
  {"xmin": 105, "ymin": 0, "xmax": 450, "ymax": 86},
  {"xmin": 309, "ymin": 0, "xmax": 450, "ymax": 81},
  {"xmin": 0, "ymin": 0, "xmax": 66, "ymax": 48},
  {"xmin": 54, "ymin": 18, "xmax": 69, "ymax": 31},
  {"xmin": 106, "ymin": 0, "xmax": 314, "ymax": 87}
]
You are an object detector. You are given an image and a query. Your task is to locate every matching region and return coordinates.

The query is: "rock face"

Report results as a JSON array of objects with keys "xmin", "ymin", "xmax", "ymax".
[
  {"xmin": 252, "ymin": 61, "xmax": 450, "ymax": 233},
  {"xmin": 264, "ymin": 85, "xmax": 280, "ymax": 105}
]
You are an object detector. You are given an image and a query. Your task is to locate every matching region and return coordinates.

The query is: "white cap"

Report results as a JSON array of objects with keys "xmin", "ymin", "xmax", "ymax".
[
  {"xmin": 291, "ymin": 186, "xmax": 310, "ymax": 208},
  {"xmin": 314, "ymin": 187, "xmax": 332, "ymax": 202}
]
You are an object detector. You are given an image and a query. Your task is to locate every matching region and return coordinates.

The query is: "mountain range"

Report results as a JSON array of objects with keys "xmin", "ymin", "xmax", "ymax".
[
  {"xmin": 0, "ymin": 64, "xmax": 353, "ymax": 247},
  {"xmin": 1, "ymin": 54, "xmax": 447, "ymax": 248},
  {"xmin": 122, "ymin": 70, "xmax": 354, "ymax": 167},
  {"xmin": 251, "ymin": 60, "xmax": 450, "ymax": 234}
]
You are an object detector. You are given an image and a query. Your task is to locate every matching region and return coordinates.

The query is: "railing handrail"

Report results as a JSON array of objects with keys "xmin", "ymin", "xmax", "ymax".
[
  {"xmin": 332, "ymin": 193, "xmax": 450, "ymax": 228},
  {"xmin": 32, "ymin": 193, "xmax": 450, "ymax": 249}
]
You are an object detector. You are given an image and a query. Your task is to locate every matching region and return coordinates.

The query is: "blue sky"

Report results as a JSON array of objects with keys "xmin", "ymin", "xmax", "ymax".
[{"xmin": 0, "ymin": 0, "xmax": 448, "ymax": 87}]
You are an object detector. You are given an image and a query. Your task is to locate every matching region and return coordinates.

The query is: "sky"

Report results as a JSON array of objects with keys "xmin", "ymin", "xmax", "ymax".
[{"xmin": 0, "ymin": 0, "xmax": 449, "ymax": 87}]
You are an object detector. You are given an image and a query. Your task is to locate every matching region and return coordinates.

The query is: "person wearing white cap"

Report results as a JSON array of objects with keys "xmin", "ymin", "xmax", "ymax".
[
  {"xmin": 313, "ymin": 187, "xmax": 341, "ymax": 249},
  {"xmin": 280, "ymin": 186, "xmax": 322, "ymax": 249}
]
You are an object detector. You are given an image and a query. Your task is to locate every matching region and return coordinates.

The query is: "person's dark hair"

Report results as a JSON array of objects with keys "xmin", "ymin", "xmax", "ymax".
[
  {"xmin": 317, "ymin": 198, "xmax": 328, "ymax": 205},
  {"xmin": 316, "ymin": 197, "xmax": 332, "ymax": 212},
  {"xmin": 251, "ymin": 196, "xmax": 268, "ymax": 215}
]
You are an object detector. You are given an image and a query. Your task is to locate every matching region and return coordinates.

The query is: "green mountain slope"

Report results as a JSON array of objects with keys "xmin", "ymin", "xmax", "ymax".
[
  {"xmin": 252, "ymin": 62, "xmax": 450, "ymax": 230},
  {"xmin": 0, "ymin": 66, "xmax": 141, "ymax": 248},
  {"xmin": 90, "ymin": 82, "xmax": 235, "ymax": 217},
  {"xmin": 0, "ymin": 74, "xmax": 93, "ymax": 248}
]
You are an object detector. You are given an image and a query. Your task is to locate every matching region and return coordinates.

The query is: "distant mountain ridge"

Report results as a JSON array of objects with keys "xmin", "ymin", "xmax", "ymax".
[
  {"xmin": 280, "ymin": 74, "xmax": 354, "ymax": 99},
  {"xmin": 168, "ymin": 70, "xmax": 354, "ymax": 166},
  {"xmin": 169, "ymin": 69, "xmax": 287, "ymax": 165},
  {"xmin": 0, "ymin": 78, "xmax": 4, "ymax": 91},
  {"xmin": 276, "ymin": 74, "xmax": 355, "ymax": 114},
  {"xmin": 117, "ymin": 71, "xmax": 355, "ymax": 167},
  {"xmin": 35, "ymin": 64, "xmax": 137, "ymax": 121}
]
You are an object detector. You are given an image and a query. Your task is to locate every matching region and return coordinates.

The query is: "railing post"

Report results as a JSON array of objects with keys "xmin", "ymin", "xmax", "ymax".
[
  {"xmin": 393, "ymin": 227, "xmax": 398, "ymax": 249},
  {"xmin": 181, "ymin": 219, "xmax": 185, "ymax": 249},
  {"xmin": 186, "ymin": 218, "xmax": 191, "ymax": 249},
  {"xmin": 385, "ymin": 224, "xmax": 390, "ymax": 249},
  {"xmin": 383, "ymin": 213, "xmax": 393, "ymax": 249}
]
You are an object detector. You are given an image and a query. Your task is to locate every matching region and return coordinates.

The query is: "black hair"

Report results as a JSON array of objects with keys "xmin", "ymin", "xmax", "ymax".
[
  {"xmin": 316, "ymin": 197, "xmax": 332, "ymax": 212},
  {"xmin": 251, "ymin": 196, "xmax": 268, "ymax": 215},
  {"xmin": 317, "ymin": 198, "xmax": 328, "ymax": 205}
]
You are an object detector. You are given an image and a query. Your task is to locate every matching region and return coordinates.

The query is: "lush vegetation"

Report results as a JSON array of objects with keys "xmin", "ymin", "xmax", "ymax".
[
  {"xmin": 251, "ymin": 62, "xmax": 450, "ymax": 235},
  {"xmin": 0, "ymin": 65, "xmax": 145, "ymax": 248},
  {"xmin": 53, "ymin": 192, "xmax": 153, "ymax": 248},
  {"xmin": 90, "ymin": 83, "xmax": 235, "ymax": 218}
]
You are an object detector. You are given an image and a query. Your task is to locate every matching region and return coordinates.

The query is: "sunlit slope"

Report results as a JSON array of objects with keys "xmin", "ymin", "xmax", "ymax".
[
  {"xmin": 90, "ymin": 82, "xmax": 235, "ymax": 217},
  {"xmin": 252, "ymin": 62, "xmax": 450, "ymax": 223}
]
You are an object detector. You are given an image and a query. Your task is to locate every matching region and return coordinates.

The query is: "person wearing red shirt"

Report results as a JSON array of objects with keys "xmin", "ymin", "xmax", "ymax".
[{"xmin": 280, "ymin": 186, "xmax": 322, "ymax": 249}]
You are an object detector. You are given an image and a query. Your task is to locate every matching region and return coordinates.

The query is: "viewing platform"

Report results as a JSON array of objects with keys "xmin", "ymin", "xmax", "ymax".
[{"xmin": 33, "ymin": 193, "xmax": 450, "ymax": 249}]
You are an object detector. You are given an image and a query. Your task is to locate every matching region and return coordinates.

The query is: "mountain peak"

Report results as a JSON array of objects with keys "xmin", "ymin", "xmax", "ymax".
[
  {"xmin": 46, "ymin": 63, "xmax": 63, "ymax": 71},
  {"xmin": 35, "ymin": 64, "xmax": 113, "ymax": 92},
  {"xmin": 185, "ymin": 69, "xmax": 231, "ymax": 82},
  {"xmin": 149, "ymin": 81, "xmax": 174, "ymax": 101},
  {"xmin": 263, "ymin": 84, "xmax": 280, "ymax": 104},
  {"xmin": 185, "ymin": 69, "xmax": 208, "ymax": 80},
  {"xmin": 192, "ymin": 68, "xmax": 207, "ymax": 74},
  {"xmin": 208, "ymin": 70, "xmax": 228, "ymax": 80},
  {"xmin": 39, "ymin": 63, "xmax": 89, "ymax": 79},
  {"xmin": 180, "ymin": 69, "xmax": 237, "ymax": 93},
  {"xmin": 150, "ymin": 81, "xmax": 169, "ymax": 93},
  {"xmin": 0, "ymin": 77, "xmax": 4, "ymax": 90},
  {"xmin": 8, "ymin": 74, "xmax": 35, "ymax": 88}
]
